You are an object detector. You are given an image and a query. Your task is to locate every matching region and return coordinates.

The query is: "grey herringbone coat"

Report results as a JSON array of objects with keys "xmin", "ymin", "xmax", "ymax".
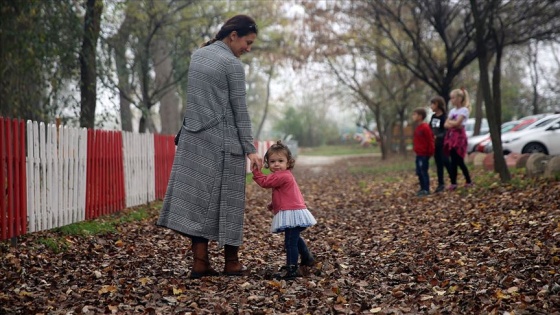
[{"xmin": 157, "ymin": 41, "xmax": 256, "ymax": 247}]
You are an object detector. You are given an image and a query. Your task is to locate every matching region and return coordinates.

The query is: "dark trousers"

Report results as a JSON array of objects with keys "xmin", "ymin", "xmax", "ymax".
[
  {"xmin": 449, "ymin": 149, "xmax": 472, "ymax": 185},
  {"xmin": 433, "ymin": 142, "xmax": 450, "ymax": 186},
  {"xmin": 415, "ymin": 156, "xmax": 430, "ymax": 192},
  {"xmin": 284, "ymin": 227, "xmax": 311, "ymax": 266}
]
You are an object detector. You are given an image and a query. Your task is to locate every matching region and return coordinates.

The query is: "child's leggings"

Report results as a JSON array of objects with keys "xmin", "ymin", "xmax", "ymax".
[
  {"xmin": 449, "ymin": 148, "xmax": 472, "ymax": 185},
  {"xmin": 284, "ymin": 227, "xmax": 311, "ymax": 266}
]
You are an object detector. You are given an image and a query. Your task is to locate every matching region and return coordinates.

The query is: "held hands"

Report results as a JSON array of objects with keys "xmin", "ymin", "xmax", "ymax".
[{"xmin": 248, "ymin": 152, "xmax": 263, "ymax": 170}]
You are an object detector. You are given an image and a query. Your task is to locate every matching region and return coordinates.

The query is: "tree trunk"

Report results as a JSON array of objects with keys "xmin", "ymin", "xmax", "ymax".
[
  {"xmin": 256, "ymin": 62, "xmax": 275, "ymax": 140},
  {"xmin": 110, "ymin": 8, "xmax": 133, "ymax": 132},
  {"xmin": 79, "ymin": 0, "xmax": 103, "ymax": 129},
  {"xmin": 153, "ymin": 37, "xmax": 181, "ymax": 135},
  {"xmin": 473, "ymin": 79, "xmax": 484, "ymax": 136},
  {"xmin": 528, "ymin": 41, "xmax": 540, "ymax": 115},
  {"xmin": 490, "ymin": 44, "xmax": 510, "ymax": 181},
  {"xmin": 470, "ymin": 0, "xmax": 510, "ymax": 182}
]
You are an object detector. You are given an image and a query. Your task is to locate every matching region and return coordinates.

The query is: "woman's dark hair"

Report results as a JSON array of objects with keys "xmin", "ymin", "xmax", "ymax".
[
  {"xmin": 264, "ymin": 140, "xmax": 295, "ymax": 170},
  {"xmin": 202, "ymin": 14, "xmax": 258, "ymax": 47},
  {"xmin": 430, "ymin": 96, "xmax": 446, "ymax": 115}
]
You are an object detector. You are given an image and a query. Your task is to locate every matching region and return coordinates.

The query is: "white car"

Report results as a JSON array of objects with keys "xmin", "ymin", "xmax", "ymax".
[
  {"xmin": 501, "ymin": 114, "xmax": 560, "ymax": 155},
  {"xmin": 467, "ymin": 120, "xmax": 518, "ymax": 153},
  {"xmin": 464, "ymin": 118, "xmax": 489, "ymax": 137}
]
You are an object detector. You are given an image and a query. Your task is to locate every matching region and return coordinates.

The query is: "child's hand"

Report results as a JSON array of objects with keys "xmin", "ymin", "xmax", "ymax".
[{"xmin": 267, "ymin": 203, "xmax": 273, "ymax": 212}]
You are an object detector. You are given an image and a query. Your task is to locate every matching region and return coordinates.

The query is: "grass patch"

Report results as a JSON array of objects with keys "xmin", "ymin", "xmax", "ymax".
[
  {"xmin": 32, "ymin": 202, "xmax": 160, "ymax": 252},
  {"xmin": 349, "ymin": 158, "xmax": 415, "ymax": 175},
  {"xmin": 300, "ymin": 144, "xmax": 379, "ymax": 156},
  {"xmin": 38, "ymin": 237, "xmax": 69, "ymax": 253},
  {"xmin": 57, "ymin": 220, "xmax": 116, "ymax": 237},
  {"xmin": 246, "ymin": 168, "xmax": 271, "ymax": 183}
]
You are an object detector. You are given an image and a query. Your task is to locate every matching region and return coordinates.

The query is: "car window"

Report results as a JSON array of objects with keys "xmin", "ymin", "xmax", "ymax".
[
  {"xmin": 534, "ymin": 117, "xmax": 556, "ymax": 128},
  {"xmin": 502, "ymin": 124, "xmax": 516, "ymax": 133}
]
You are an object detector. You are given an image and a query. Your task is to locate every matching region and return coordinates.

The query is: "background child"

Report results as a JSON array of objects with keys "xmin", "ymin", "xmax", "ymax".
[
  {"xmin": 412, "ymin": 108, "xmax": 435, "ymax": 196},
  {"xmin": 444, "ymin": 88, "xmax": 473, "ymax": 190},
  {"xmin": 252, "ymin": 141, "xmax": 317, "ymax": 280},
  {"xmin": 429, "ymin": 96, "xmax": 451, "ymax": 193}
]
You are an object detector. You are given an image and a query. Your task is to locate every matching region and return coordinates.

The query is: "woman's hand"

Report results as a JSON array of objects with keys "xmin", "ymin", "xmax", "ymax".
[{"xmin": 247, "ymin": 152, "xmax": 263, "ymax": 170}]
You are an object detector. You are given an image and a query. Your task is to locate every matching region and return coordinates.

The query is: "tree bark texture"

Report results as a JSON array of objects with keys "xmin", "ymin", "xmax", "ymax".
[
  {"xmin": 153, "ymin": 37, "xmax": 181, "ymax": 135},
  {"xmin": 470, "ymin": 0, "xmax": 511, "ymax": 182},
  {"xmin": 79, "ymin": 0, "xmax": 103, "ymax": 129}
]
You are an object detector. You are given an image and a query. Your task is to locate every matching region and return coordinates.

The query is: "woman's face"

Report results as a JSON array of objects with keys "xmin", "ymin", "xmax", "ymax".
[{"xmin": 228, "ymin": 31, "xmax": 257, "ymax": 58}]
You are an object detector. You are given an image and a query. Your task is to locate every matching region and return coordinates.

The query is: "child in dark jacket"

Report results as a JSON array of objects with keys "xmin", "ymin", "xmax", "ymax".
[{"xmin": 413, "ymin": 108, "xmax": 435, "ymax": 196}]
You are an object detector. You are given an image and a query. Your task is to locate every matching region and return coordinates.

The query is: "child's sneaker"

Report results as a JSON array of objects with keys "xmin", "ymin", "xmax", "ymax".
[
  {"xmin": 465, "ymin": 183, "xmax": 475, "ymax": 188},
  {"xmin": 273, "ymin": 265, "xmax": 300, "ymax": 280},
  {"xmin": 416, "ymin": 190, "xmax": 429, "ymax": 197},
  {"xmin": 447, "ymin": 184, "xmax": 458, "ymax": 191},
  {"xmin": 434, "ymin": 185, "xmax": 445, "ymax": 193}
]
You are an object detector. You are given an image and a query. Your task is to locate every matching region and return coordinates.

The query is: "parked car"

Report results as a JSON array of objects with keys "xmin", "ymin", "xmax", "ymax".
[
  {"xmin": 477, "ymin": 114, "xmax": 553, "ymax": 153},
  {"xmin": 501, "ymin": 114, "xmax": 560, "ymax": 155},
  {"xmin": 465, "ymin": 118, "xmax": 489, "ymax": 137},
  {"xmin": 467, "ymin": 120, "xmax": 517, "ymax": 153}
]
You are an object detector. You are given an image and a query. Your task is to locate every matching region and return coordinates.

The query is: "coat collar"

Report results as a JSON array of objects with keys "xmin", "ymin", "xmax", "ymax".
[{"xmin": 214, "ymin": 40, "xmax": 234, "ymax": 57}]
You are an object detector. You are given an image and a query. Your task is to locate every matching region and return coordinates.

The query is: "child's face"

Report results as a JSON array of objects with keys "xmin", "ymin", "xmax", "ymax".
[
  {"xmin": 430, "ymin": 102, "xmax": 437, "ymax": 111},
  {"xmin": 412, "ymin": 112, "xmax": 422, "ymax": 123},
  {"xmin": 450, "ymin": 93, "xmax": 462, "ymax": 107},
  {"xmin": 268, "ymin": 152, "xmax": 288, "ymax": 172}
]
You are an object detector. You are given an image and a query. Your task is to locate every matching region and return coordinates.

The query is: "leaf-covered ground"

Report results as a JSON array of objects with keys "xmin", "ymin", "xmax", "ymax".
[{"xmin": 1, "ymin": 156, "xmax": 559, "ymax": 315}]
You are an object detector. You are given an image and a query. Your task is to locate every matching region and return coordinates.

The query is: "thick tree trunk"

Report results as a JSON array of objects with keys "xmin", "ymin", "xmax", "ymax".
[
  {"xmin": 153, "ymin": 37, "xmax": 181, "ymax": 135},
  {"xmin": 470, "ymin": 0, "xmax": 510, "ymax": 182},
  {"xmin": 79, "ymin": 0, "xmax": 103, "ymax": 129}
]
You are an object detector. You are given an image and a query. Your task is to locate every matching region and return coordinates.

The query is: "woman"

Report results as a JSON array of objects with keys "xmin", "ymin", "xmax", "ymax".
[{"xmin": 158, "ymin": 15, "xmax": 263, "ymax": 279}]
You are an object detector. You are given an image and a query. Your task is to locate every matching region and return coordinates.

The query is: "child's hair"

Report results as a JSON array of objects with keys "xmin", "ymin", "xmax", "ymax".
[
  {"xmin": 450, "ymin": 88, "xmax": 471, "ymax": 110},
  {"xmin": 264, "ymin": 140, "xmax": 295, "ymax": 170},
  {"xmin": 430, "ymin": 96, "xmax": 446, "ymax": 115},
  {"xmin": 413, "ymin": 108, "xmax": 427, "ymax": 120}
]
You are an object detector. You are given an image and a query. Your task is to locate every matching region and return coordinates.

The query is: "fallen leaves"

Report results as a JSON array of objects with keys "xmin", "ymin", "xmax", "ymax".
[{"xmin": 1, "ymin": 156, "xmax": 559, "ymax": 314}]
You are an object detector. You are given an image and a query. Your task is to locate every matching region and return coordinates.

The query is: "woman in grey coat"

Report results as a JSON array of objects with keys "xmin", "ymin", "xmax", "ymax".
[{"xmin": 157, "ymin": 15, "xmax": 263, "ymax": 279}]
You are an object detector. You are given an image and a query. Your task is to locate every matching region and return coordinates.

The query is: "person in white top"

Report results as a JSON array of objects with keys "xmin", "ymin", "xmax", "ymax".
[{"xmin": 444, "ymin": 88, "xmax": 473, "ymax": 190}]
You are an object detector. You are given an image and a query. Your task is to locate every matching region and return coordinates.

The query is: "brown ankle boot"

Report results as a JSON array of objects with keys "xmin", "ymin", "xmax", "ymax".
[
  {"xmin": 190, "ymin": 242, "xmax": 219, "ymax": 279},
  {"xmin": 223, "ymin": 245, "xmax": 250, "ymax": 276}
]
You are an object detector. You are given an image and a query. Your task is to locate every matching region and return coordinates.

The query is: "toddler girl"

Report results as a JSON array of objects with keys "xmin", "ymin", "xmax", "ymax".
[{"xmin": 252, "ymin": 141, "xmax": 317, "ymax": 280}]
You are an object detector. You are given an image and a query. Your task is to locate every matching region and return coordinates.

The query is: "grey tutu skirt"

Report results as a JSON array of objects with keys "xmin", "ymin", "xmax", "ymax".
[{"xmin": 271, "ymin": 209, "xmax": 317, "ymax": 233}]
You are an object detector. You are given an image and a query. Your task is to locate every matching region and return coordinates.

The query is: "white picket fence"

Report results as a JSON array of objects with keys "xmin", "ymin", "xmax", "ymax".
[
  {"xmin": 122, "ymin": 132, "xmax": 155, "ymax": 208},
  {"xmin": 26, "ymin": 122, "xmax": 88, "ymax": 233}
]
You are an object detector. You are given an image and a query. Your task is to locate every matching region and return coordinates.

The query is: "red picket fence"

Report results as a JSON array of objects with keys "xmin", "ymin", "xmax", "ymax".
[
  {"xmin": 154, "ymin": 134, "xmax": 175, "ymax": 199},
  {"xmin": 86, "ymin": 130, "xmax": 125, "ymax": 220},
  {"xmin": 0, "ymin": 117, "xmax": 27, "ymax": 240}
]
